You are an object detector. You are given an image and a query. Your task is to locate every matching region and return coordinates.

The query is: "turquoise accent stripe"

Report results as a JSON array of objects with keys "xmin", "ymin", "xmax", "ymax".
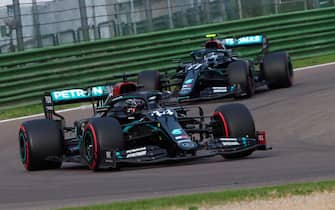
[{"xmin": 223, "ymin": 35, "xmax": 264, "ymax": 47}]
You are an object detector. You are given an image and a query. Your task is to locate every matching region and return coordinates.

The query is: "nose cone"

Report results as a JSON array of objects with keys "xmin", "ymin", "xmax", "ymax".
[
  {"xmin": 178, "ymin": 78, "xmax": 194, "ymax": 97},
  {"xmin": 179, "ymin": 85, "xmax": 193, "ymax": 97}
]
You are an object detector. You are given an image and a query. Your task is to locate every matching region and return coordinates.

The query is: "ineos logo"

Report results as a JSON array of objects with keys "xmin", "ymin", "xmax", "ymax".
[{"xmin": 151, "ymin": 109, "xmax": 174, "ymax": 117}]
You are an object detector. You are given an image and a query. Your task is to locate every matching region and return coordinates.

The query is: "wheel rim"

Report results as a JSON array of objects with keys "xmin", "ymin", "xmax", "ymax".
[
  {"xmin": 83, "ymin": 130, "xmax": 94, "ymax": 163},
  {"xmin": 19, "ymin": 127, "xmax": 30, "ymax": 169}
]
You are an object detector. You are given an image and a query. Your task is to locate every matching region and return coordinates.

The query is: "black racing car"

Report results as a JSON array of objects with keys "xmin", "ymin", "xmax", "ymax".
[
  {"xmin": 18, "ymin": 86, "xmax": 270, "ymax": 171},
  {"xmin": 141, "ymin": 34, "xmax": 293, "ymax": 102}
]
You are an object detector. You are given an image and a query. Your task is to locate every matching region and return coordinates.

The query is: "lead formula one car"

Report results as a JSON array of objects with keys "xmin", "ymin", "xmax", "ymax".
[{"xmin": 19, "ymin": 86, "xmax": 270, "ymax": 171}]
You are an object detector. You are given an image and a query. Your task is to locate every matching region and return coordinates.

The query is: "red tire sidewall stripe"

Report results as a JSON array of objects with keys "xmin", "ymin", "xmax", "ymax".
[
  {"xmin": 85, "ymin": 124, "xmax": 99, "ymax": 170},
  {"xmin": 214, "ymin": 112, "xmax": 229, "ymax": 137},
  {"xmin": 20, "ymin": 126, "xmax": 30, "ymax": 170}
]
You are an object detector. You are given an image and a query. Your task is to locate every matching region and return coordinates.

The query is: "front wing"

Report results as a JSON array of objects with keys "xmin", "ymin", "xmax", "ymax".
[
  {"xmin": 177, "ymin": 84, "xmax": 243, "ymax": 103},
  {"xmin": 98, "ymin": 134, "xmax": 271, "ymax": 169}
]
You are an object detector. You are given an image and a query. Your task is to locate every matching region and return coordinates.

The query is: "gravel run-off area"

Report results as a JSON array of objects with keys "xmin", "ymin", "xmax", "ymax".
[{"xmin": 197, "ymin": 191, "xmax": 335, "ymax": 210}]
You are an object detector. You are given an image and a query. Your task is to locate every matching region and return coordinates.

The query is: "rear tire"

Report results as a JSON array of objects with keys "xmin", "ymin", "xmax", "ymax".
[
  {"xmin": 138, "ymin": 70, "xmax": 161, "ymax": 91},
  {"xmin": 228, "ymin": 61, "xmax": 255, "ymax": 98},
  {"xmin": 82, "ymin": 118, "xmax": 125, "ymax": 170},
  {"xmin": 263, "ymin": 51, "xmax": 293, "ymax": 89},
  {"xmin": 19, "ymin": 119, "xmax": 63, "ymax": 171},
  {"xmin": 213, "ymin": 103, "xmax": 256, "ymax": 159}
]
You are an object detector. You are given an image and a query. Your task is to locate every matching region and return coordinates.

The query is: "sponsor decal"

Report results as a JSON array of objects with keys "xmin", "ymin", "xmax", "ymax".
[
  {"xmin": 51, "ymin": 86, "xmax": 106, "ymax": 102},
  {"xmin": 150, "ymin": 109, "xmax": 174, "ymax": 117},
  {"xmin": 184, "ymin": 79, "xmax": 193, "ymax": 84},
  {"xmin": 126, "ymin": 147, "xmax": 147, "ymax": 158},
  {"xmin": 212, "ymin": 87, "xmax": 228, "ymax": 93},
  {"xmin": 182, "ymin": 84, "xmax": 193, "ymax": 89},
  {"xmin": 51, "ymin": 89, "xmax": 85, "ymax": 101},
  {"xmin": 172, "ymin": 128, "xmax": 183, "ymax": 135},
  {"xmin": 126, "ymin": 151, "xmax": 147, "ymax": 158},
  {"xmin": 105, "ymin": 151, "xmax": 112, "ymax": 159},
  {"xmin": 219, "ymin": 138, "xmax": 240, "ymax": 146},
  {"xmin": 221, "ymin": 142, "xmax": 240, "ymax": 146},
  {"xmin": 175, "ymin": 135, "xmax": 189, "ymax": 140},
  {"xmin": 187, "ymin": 64, "xmax": 202, "ymax": 70},
  {"xmin": 104, "ymin": 151, "xmax": 117, "ymax": 165},
  {"xmin": 149, "ymin": 96, "xmax": 157, "ymax": 101},
  {"xmin": 44, "ymin": 96, "xmax": 52, "ymax": 104},
  {"xmin": 126, "ymin": 147, "xmax": 146, "ymax": 153},
  {"xmin": 223, "ymin": 35, "xmax": 263, "ymax": 47}
]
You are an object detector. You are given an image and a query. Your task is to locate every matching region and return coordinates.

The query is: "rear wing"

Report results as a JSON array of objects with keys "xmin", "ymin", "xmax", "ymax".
[
  {"xmin": 42, "ymin": 72, "xmax": 142, "ymax": 119},
  {"xmin": 43, "ymin": 85, "xmax": 112, "ymax": 120},
  {"xmin": 221, "ymin": 35, "xmax": 268, "ymax": 53},
  {"xmin": 48, "ymin": 86, "xmax": 110, "ymax": 105}
]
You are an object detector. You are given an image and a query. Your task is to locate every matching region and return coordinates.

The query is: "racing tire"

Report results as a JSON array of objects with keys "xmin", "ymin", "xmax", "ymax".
[
  {"xmin": 19, "ymin": 119, "xmax": 63, "ymax": 171},
  {"xmin": 213, "ymin": 103, "xmax": 256, "ymax": 159},
  {"xmin": 138, "ymin": 70, "xmax": 161, "ymax": 91},
  {"xmin": 263, "ymin": 51, "xmax": 293, "ymax": 89},
  {"xmin": 227, "ymin": 61, "xmax": 255, "ymax": 99},
  {"xmin": 82, "ymin": 118, "xmax": 125, "ymax": 171}
]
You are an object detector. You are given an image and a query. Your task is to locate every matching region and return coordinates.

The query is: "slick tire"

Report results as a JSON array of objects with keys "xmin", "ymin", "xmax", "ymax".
[
  {"xmin": 19, "ymin": 119, "xmax": 63, "ymax": 171},
  {"xmin": 227, "ymin": 60, "xmax": 255, "ymax": 99},
  {"xmin": 213, "ymin": 103, "xmax": 256, "ymax": 159},
  {"xmin": 138, "ymin": 70, "xmax": 161, "ymax": 91},
  {"xmin": 263, "ymin": 51, "xmax": 293, "ymax": 89},
  {"xmin": 82, "ymin": 118, "xmax": 125, "ymax": 171}
]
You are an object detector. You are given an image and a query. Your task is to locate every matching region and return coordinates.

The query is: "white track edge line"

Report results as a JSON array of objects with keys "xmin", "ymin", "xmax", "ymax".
[
  {"xmin": 295, "ymin": 61, "xmax": 335, "ymax": 71},
  {"xmin": 1, "ymin": 61, "xmax": 335, "ymax": 124}
]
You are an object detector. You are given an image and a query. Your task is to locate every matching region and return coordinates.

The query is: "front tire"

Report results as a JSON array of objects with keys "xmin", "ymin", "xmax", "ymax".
[
  {"xmin": 213, "ymin": 103, "xmax": 256, "ymax": 159},
  {"xmin": 82, "ymin": 118, "xmax": 125, "ymax": 170},
  {"xmin": 19, "ymin": 119, "xmax": 63, "ymax": 171},
  {"xmin": 228, "ymin": 61, "xmax": 255, "ymax": 99}
]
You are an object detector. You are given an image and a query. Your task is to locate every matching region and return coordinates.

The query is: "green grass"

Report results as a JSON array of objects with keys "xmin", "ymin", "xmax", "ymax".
[
  {"xmin": 0, "ymin": 104, "xmax": 44, "ymax": 120},
  {"xmin": 293, "ymin": 53, "xmax": 335, "ymax": 68},
  {"xmin": 0, "ymin": 103, "xmax": 90, "ymax": 120},
  {"xmin": 1, "ymin": 53, "xmax": 335, "ymax": 120},
  {"xmin": 60, "ymin": 180, "xmax": 335, "ymax": 210}
]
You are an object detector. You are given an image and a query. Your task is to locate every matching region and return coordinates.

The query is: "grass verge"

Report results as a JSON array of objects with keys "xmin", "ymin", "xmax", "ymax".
[
  {"xmin": 60, "ymin": 180, "xmax": 335, "ymax": 210},
  {"xmin": 293, "ymin": 53, "xmax": 335, "ymax": 68},
  {"xmin": 1, "ymin": 53, "xmax": 335, "ymax": 120},
  {"xmin": 0, "ymin": 103, "xmax": 90, "ymax": 120}
]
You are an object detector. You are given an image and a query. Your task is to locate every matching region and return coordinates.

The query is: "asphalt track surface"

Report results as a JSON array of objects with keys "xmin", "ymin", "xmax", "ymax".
[{"xmin": 1, "ymin": 64, "xmax": 335, "ymax": 209}]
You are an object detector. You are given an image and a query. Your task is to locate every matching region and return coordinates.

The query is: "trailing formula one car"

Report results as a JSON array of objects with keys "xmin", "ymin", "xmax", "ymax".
[
  {"xmin": 19, "ymin": 86, "xmax": 270, "ymax": 171},
  {"xmin": 155, "ymin": 34, "xmax": 293, "ymax": 102}
]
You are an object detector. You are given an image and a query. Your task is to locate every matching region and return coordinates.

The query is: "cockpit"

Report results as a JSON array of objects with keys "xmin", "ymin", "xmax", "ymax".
[
  {"xmin": 191, "ymin": 49, "xmax": 230, "ymax": 68},
  {"xmin": 104, "ymin": 91, "xmax": 163, "ymax": 114}
]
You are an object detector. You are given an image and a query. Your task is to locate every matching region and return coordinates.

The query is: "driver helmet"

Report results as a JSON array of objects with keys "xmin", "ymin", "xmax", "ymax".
[
  {"xmin": 124, "ymin": 98, "xmax": 145, "ymax": 113},
  {"xmin": 205, "ymin": 40, "xmax": 223, "ymax": 49},
  {"xmin": 204, "ymin": 34, "xmax": 224, "ymax": 49},
  {"xmin": 204, "ymin": 52, "xmax": 218, "ymax": 67}
]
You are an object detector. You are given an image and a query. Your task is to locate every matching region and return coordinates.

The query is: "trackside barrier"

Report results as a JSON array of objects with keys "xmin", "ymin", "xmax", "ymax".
[{"xmin": 0, "ymin": 7, "xmax": 335, "ymax": 111}]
